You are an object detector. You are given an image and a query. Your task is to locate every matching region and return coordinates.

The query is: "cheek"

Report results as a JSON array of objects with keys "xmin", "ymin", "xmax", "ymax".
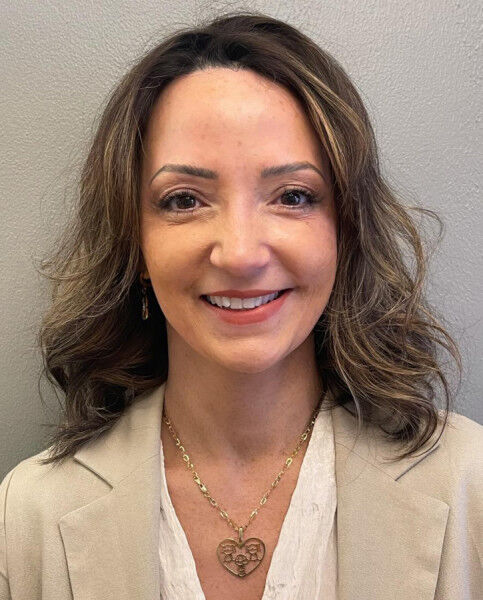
[
  {"xmin": 293, "ymin": 223, "xmax": 338, "ymax": 283},
  {"xmin": 140, "ymin": 226, "xmax": 199, "ymax": 306}
]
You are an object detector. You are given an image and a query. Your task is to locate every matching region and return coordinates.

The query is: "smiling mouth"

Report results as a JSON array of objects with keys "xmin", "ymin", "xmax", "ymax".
[{"xmin": 200, "ymin": 289, "xmax": 291, "ymax": 311}]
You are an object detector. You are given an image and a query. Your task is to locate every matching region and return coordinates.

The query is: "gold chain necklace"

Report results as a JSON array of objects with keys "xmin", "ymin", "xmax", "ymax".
[{"xmin": 162, "ymin": 392, "xmax": 325, "ymax": 578}]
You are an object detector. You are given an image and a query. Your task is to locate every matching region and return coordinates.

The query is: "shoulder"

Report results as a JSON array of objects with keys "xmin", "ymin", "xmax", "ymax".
[
  {"xmin": 0, "ymin": 450, "xmax": 51, "ymax": 516},
  {"xmin": 0, "ymin": 450, "xmax": 56, "ymax": 580},
  {"xmin": 333, "ymin": 404, "xmax": 482, "ymax": 501},
  {"xmin": 442, "ymin": 409, "xmax": 482, "ymax": 439},
  {"xmin": 438, "ymin": 410, "xmax": 482, "ymax": 476},
  {"xmin": 434, "ymin": 411, "xmax": 483, "ymax": 584},
  {"xmin": 0, "ymin": 447, "xmax": 110, "ymax": 529},
  {"xmin": 0, "ymin": 446, "xmax": 113, "ymax": 582},
  {"xmin": 391, "ymin": 409, "xmax": 483, "ymax": 485},
  {"xmin": 390, "ymin": 410, "xmax": 483, "ymax": 512},
  {"xmin": 437, "ymin": 411, "xmax": 483, "ymax": 525}
]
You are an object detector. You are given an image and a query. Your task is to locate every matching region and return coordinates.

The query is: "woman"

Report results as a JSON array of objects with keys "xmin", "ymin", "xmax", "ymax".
[{"xmin": 0, "ymin": 10, "xmax": 481, "ymax": 600}]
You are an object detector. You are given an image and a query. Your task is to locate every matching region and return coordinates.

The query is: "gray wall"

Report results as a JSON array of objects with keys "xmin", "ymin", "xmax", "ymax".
[{"xmin": 1, "ymin": 0, "xmax": 481, "ymax": 479}]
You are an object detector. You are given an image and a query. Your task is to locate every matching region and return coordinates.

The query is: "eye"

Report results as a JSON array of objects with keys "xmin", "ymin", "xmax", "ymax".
[
  {"xmin": 279, "ymin": 187, "xmax": 320, "ymax": 209},
  {"xmin": 157, "ymin": 186, "xmax": 321, "ymax": 215},
  {"xmin": 157, "ymin": 189, "xmax": 200, "ymax": 214}
]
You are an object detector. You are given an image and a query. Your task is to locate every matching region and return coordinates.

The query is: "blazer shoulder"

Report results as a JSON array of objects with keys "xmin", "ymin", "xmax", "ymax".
[
  {"xmin": 1, "ymin": 448, "xmax": 65, "ymax": 499},
  {"xmin": 0, "ymin": 452, "xmax": 49, "ymax": 582},
  {"xmin": 420, "ymin": 410, "xmax": 483, "ymax": 520},
  {"xmin": 0, "ymin": 450, "xmax": 48, "ymax": 513},
  {"xmin": 441, "ymin": 410, "xmax": 483, "ymax": 474},
  {"xmin": 444, "ymin": 409, "xmax": 483, "ymax": 436},
  {"xmin": 0, "ymin": 462, "xmax": 18, "ymax": 580},
  {"xmin": 0, "ymin": 450, "xmax": 60, "ymax": 527},
  {"xmin": 438, "ymin": 411, "xmax": 483, "ymax": 575},
  {"xmin": 0, "ymin": 447, "xmax": 110, "ymax": 531}
]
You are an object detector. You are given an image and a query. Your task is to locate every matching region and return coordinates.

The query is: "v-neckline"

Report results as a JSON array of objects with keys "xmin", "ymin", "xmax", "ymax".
[{"xmin": 158, "ymin": 404, "xmax": 335, "ymax": 599}]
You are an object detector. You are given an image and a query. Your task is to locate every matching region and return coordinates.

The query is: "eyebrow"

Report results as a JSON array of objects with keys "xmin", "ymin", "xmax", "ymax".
[{"xmin": 148, "ymin": 161, "xmax": 326, "ymax": 186}]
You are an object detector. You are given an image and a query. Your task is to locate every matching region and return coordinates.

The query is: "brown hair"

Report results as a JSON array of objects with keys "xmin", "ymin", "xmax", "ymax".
[{"xmin": 37, "ymin": 10, "xmax": 462, "ymax": 466}]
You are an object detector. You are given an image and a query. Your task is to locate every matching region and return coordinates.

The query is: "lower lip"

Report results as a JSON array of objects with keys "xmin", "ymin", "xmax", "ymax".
[{"xmin": 201, "ymin": 289, "xmax": 293, "ymax": 325}]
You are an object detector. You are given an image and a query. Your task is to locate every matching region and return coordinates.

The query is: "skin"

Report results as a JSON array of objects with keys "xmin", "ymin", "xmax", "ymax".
[{"xmin": 139, "ymin": 66, "xmax": 338, "ymax": 475}]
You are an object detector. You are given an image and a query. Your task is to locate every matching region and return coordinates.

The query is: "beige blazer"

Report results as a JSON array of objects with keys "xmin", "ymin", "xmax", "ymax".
[{"xmin": 0, "ymin": 382, "xmax": 481, "ymax": 599}]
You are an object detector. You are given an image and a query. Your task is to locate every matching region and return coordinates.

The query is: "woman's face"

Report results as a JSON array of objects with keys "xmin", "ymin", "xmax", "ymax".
[{"xmin": 139, "ymin": 66, "xmax": 338, "ymax": 373}]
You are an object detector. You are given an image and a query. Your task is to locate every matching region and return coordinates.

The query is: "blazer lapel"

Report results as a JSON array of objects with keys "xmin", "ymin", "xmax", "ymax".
[
  {"xmin": 58, "ymin": 382, "xmax": 450, "ymax": 600},
  {"xmin": 58, "ymin": 384, "xmax": 165, "ymax": 600},
  {"xmin": 332, "ymin": 403, "xmax": 450, "ymax": 600}
]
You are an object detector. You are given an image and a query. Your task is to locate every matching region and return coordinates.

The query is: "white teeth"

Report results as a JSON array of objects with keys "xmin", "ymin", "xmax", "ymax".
[
  {"xmin": 206, "ymin": 291, "xmax": 281, "ymax": 309},
  {"xmin": 241, "ymin": 297, "xmax": 256, "ymax": 309},
  {"xmin": 230, "ymin": 297, "xmax": 243, "ymax": 309}
]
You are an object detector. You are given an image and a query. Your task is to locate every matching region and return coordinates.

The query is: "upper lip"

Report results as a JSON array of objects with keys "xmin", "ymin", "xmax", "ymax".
[{"xmin": 202, "ymin": 289, "xmax": 289, "ymax": 298}]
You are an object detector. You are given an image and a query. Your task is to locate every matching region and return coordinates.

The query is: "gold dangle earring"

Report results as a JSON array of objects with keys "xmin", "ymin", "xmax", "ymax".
[{"xmin": 140, "ymin": 273, "xmax": 150, "ymax": 320}]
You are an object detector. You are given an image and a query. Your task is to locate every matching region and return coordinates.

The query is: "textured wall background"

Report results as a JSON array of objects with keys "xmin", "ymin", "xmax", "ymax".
[{"xmin": 1, "ymin": 0, "xmax": 481, "ymax": 478}]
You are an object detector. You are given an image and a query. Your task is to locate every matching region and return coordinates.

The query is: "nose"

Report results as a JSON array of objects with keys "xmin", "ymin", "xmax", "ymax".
[{"xmin": 208, "ymin": 204, "xmax": 271, "ymax": 277}]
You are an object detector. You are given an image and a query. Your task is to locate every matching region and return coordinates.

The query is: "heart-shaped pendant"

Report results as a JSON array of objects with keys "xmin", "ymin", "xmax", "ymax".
[{"xmin": 216, "ymin": 536, "xmax": 266, "ymax": 578}]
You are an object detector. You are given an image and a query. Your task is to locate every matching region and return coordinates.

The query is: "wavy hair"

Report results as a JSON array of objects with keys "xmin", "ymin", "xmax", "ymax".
[{"xmin": 37, "ymin": 10, "xmax": 462, "ymax": 466}]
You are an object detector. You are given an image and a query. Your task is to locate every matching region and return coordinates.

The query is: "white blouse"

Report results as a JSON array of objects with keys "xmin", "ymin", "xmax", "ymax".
[{"xmin": 158, "ymin": 403, "xmax": 338, "ymax": 599}]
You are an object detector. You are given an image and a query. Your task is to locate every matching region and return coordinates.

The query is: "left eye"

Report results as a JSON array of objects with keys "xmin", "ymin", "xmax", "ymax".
[
  {"xmin": 280, "ymin": 188, "xmax": 318, "ymax": 208},
  {"xmin": 157, "ymin": 187, "xmax": 320, "ymax": 214}
]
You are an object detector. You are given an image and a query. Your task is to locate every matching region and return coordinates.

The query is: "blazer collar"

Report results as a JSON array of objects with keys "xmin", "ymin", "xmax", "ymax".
[{"xmin": 58, "ymin": 382, "xmax": 449, "ymax": 600}]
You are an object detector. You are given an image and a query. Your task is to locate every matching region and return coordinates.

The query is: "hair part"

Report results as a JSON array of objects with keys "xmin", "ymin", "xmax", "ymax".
[{"xmin": 36, "ymin": 10, "xmax": 462, "ymax": 466}]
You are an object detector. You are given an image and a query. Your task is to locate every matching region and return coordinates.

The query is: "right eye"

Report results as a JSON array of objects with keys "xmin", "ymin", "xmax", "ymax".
[{"xmin": 157, "ymin": 189, "xmax": 201, "ymax": 214}]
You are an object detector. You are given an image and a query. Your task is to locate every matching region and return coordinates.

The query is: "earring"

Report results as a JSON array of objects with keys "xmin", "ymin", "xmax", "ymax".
[{"xmin": 139, "ymin": 273, "xmax": 150, "ymax": 320}]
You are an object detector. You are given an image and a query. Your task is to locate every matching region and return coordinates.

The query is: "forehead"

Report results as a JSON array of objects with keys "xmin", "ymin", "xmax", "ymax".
[{"xmin": 142, "ymin": 67, "xmax": 327, "ymax": 178}]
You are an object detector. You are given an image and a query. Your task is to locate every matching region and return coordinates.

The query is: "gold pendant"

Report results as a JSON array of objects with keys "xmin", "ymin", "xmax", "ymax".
[{"xmin": 216, "ymin": 527, "xmax": 266, "ymax": 578}]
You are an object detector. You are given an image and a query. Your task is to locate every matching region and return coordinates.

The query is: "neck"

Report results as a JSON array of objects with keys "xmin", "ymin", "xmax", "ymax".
[{"xmin": 161, "ymin": 333, "xmax": 324, "ymax": 469}]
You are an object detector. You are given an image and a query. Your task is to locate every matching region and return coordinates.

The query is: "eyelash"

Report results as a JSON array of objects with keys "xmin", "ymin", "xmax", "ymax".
[{"xmin": 156, "ymin": 187, "xmax": 321, "ymax": 215}]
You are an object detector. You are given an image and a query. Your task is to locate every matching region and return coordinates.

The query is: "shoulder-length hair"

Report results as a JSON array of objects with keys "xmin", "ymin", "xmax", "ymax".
[{"xmin": 37, "ymin": 10, "xmax": 461, "ymax": 466}]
